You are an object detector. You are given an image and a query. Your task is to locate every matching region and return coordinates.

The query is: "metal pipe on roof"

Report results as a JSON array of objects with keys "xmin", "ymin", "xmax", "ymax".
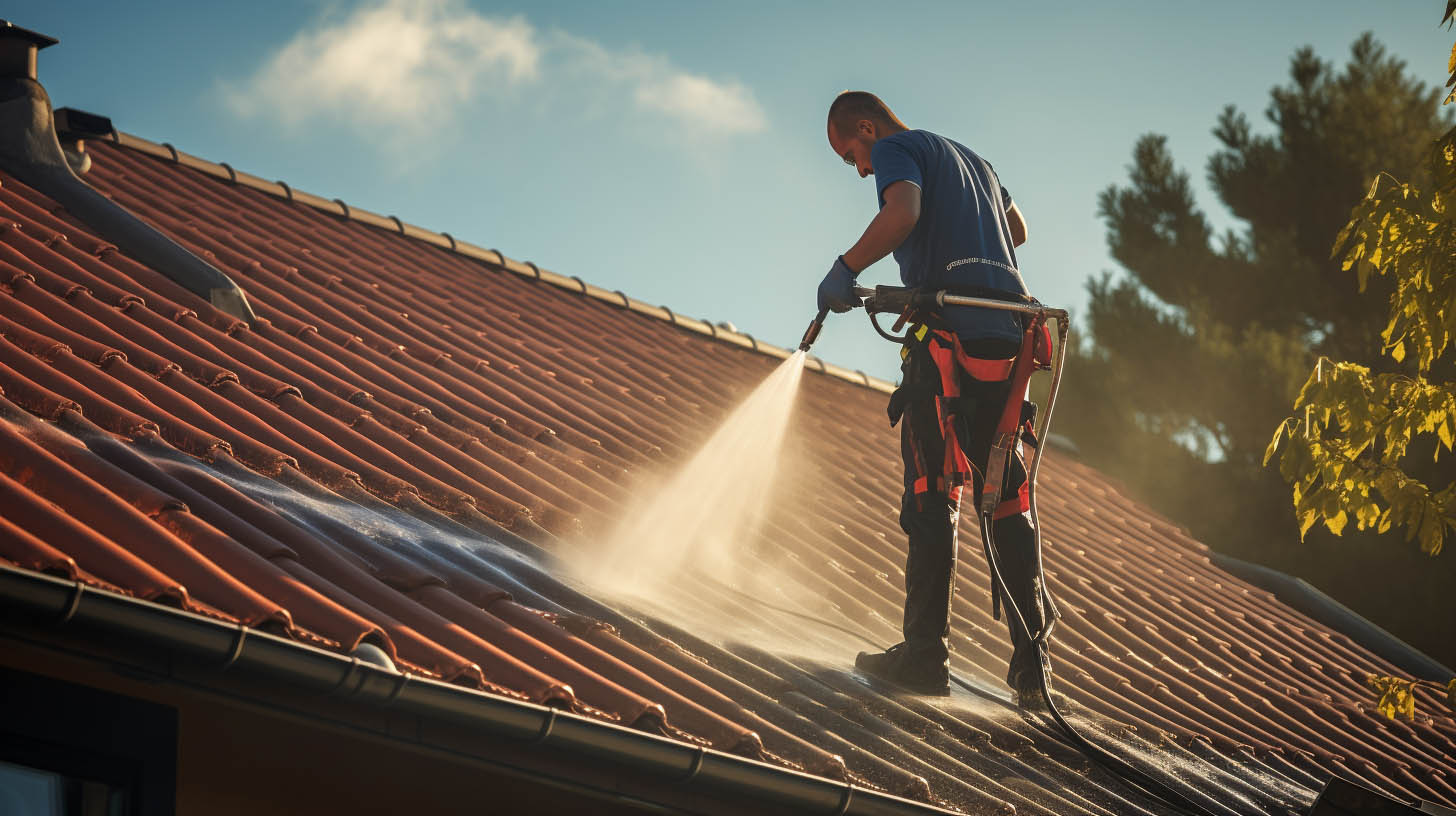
[
  {"xmin": 0, "ymin": 565, "xmax": 955, "ymax": 816},
  {"xmin": 1209, "ymin": 553, "xmax": 1453, "ymax": 682},
  {"xmin": 0, "ymin": 20, "xmax": 256, "ymax": 325}
]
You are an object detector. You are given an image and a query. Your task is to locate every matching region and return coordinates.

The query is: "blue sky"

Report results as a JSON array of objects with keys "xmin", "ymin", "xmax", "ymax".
[{"xmin": 10, "ymin": 1, "xmax": 1453, "ymax": 381}]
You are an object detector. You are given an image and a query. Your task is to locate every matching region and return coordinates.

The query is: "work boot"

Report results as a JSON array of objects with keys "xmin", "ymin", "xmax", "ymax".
[
  {"xmin": 855, "ymin": 642, "xmax": 950, "ymax": 696},
  {"xmin": 988, "ymin": 512, "xmax": 1052, "ymax": 708},
  {"xmin": 1006, "ymin": 643, "xmax": 1052, "ymax": 709}
]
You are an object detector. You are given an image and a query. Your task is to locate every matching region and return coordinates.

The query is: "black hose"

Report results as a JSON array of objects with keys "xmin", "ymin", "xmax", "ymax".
[
  {"xmin": 714, "ymin": 529, "xmax": 1220, "ymax": 816},
  {"xmin": 976, "ymin": 514, "xmax": 1222, "ymax": 816}
]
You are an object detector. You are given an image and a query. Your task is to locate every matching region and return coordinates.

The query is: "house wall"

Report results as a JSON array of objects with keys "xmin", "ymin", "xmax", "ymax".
[{"xmin": 0, "ymin": 631, "xmax": 738, "ymax": 815}]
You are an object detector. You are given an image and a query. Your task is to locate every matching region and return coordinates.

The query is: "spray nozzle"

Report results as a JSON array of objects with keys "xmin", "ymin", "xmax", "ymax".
[{"xmin": 797, "ymin": 307, "xmax": 829, "ymax": 352}]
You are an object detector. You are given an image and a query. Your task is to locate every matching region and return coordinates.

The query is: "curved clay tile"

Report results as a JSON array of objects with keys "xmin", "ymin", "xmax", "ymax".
[
  {"xmin": 0, "ymin": 408, "xmax": 290, "ymax": 629},
  {"xmin": 0, "ymin": 140, "xmax": 1450, "ymax": 815}
]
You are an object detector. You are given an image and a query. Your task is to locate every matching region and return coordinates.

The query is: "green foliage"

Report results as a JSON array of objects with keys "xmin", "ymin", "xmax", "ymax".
[
  {"xmin": 1065, "ymin": 34, "xmax": 1451, "ymax": 476},
  {"xmin": 1269, "ymin": 14, "xmax": 1456, "ymax": 724},
  {"xmin": 1268, "ymin": 118, "xmax": 1456, "ymax": 556},
  {"xmin": 1266, "ymin": 358, "xmax": 1455, "ymax": 554},
  {"xmin": 1058, "ymin": 31, "xmax": 1456, "ymax": 670}
]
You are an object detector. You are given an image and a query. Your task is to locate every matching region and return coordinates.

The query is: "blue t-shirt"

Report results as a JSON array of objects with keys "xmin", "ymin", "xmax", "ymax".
[{"xmin": 871, "ymin": 129, "xmax": 1027, "ymax": 344}]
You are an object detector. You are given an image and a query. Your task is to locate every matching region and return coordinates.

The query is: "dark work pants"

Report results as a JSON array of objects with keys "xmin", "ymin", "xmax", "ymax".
[{"xmin": 898, "ymin": 347, "xmax": 1045, "ymax": 676}]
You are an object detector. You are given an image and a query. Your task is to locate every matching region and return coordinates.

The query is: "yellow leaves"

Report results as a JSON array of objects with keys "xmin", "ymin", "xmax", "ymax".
[
  {"xmin": 1340, "ymin": 239, "xmax": 1365, "ymax": 273},
  {"xmin": 1449, "ymin": 41, "xmax": 1456, "ymax": 104},
  {"xmin": 1298, "ymin": 509, "xmax": 1320, "ymax": 540},
  {"xmin": 1367, "ymin": 674, "xmax": 1417, "ymax": 720},
  {"xmin": 1377, "ymin": 507, "xmax": 1394, "ymax": 534},
  {"xmin": 1270, "ymin": 361, "xmax": 1456, "ymax": 553},
  {"xmin": 1365, "ymin": 674, "xmax": 1456, "ymax": 722},
  {"xmin": 1264, "ymin": 418, "xmax": 1292, "ymax": 467},
  {"xmin": 1274, "ymin": 125, "xmax": 1456, "ymax": 559},
  {"xmin": 1445, "ymin": 3, "xmax": 1455, "ymax": 99},
  {"xmin": 1355, "ymin": 501, "xmax": 1382, "ymax": 530}
]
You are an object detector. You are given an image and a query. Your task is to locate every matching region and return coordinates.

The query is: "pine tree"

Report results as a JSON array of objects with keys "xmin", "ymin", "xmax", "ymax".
[{"xmin": 1057, "ymin": 33, "xmax": 1456, "ymax": 665}]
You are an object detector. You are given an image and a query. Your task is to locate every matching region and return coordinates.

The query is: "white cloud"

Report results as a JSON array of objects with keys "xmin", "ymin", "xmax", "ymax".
[
  {"xmin": 225, "ymin": 0, "xmax": 765, "ymax": 146},
  {"xmin": 226, "ymin": 0, "xmax": 538, "ymax": 130},
  {"xmin": 632, "ymin": 72, "xmax": 766, "ymax": 134},
  {"xmin": 553, "ymin": 32, "xmax": 766, "ymax": 136}
]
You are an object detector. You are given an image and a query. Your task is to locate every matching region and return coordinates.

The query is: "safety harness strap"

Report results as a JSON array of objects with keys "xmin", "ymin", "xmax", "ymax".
[
  {"xmin": 979, "ymin": 315, "xmax": 1051, "ymax": 518},
  {"xmin": 894, "ymin": 318, "xmax": 1051, "ymax": 506}
]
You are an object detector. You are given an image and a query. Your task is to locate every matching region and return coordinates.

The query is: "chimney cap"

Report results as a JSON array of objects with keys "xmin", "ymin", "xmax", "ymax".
[
  {"xmin": 0, "ymin": 20, "xmax": 56, "ymax": 81},
  {"xmin": 55, "ymin": 108, "xmax": 115, "ymax": 141},
  {"xmin": 0, "ymin": 20, "xmax": 58, "ymax": 49}
]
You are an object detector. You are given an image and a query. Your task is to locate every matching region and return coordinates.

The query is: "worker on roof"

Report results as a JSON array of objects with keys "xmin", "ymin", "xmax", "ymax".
[{"xmin": 819, "ymin": 91, "xmax": 1048, "ymax": 700}]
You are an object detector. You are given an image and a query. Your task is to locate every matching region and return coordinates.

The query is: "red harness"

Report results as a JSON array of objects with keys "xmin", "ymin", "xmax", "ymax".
[{"xmin": 915, "ymin": 315, "xmax": 1052, "ymax": 518}]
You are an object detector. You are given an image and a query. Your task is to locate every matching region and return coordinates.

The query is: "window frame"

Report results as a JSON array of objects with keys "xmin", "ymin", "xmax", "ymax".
[{"xmin": 0, "ymin": 666, "xmax": 177, "ymax": 816}]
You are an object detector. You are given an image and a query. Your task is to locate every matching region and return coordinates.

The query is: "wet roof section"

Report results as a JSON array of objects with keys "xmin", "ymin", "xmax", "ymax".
[{"xmin": 0, "ymin": 131, "xmax": 1452, "ymax": 815}]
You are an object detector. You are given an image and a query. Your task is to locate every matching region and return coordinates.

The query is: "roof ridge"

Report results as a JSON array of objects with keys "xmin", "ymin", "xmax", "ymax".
[{"xmin": 101, "ymin": 131, "xmax": 895, "ymax": 395}]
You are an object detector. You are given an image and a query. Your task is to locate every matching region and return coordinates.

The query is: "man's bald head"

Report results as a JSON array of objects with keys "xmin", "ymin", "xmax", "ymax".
[{"xmin": 827, "ymin": 91, "xmax": 908, "ymax": 140}]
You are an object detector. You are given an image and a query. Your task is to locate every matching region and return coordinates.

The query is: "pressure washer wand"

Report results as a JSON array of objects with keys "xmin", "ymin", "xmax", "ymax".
[{"xmin": 797, "ymin": 307, "xmax": 829, "ymax": 352}]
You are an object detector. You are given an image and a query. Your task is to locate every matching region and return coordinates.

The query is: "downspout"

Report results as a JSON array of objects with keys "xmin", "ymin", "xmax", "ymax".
[
  {"xmin": 0, "ymin": 565, "xmax": 948, "ymax": 816},
  {"xmin": 0, "ymin": 20, "xmax": 255, "ymax": 324}
]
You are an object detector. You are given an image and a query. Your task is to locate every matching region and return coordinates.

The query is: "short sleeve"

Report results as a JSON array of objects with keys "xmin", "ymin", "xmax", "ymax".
[
  {"xmin": 872, "ymin": 137, "xmax": 923, "ymax": 208},
  {"xmin": 1000, "ymin": 184, "xmax": 1014, "ymax": 212}
]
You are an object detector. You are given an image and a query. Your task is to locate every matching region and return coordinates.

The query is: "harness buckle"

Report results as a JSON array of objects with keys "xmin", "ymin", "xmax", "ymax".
[{"xmin": 980, "ymin": 431, "xmax": 1016, "ymax": 517}]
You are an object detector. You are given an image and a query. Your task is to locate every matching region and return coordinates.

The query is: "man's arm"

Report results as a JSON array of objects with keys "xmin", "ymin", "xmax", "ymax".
[
  {"xmin": 842, "ymin": 181, "xmax": 921, "ymax": 272},
  {"xmin": 1006, "ymin": 201, "xmax": 1028, "ymax": 247}
]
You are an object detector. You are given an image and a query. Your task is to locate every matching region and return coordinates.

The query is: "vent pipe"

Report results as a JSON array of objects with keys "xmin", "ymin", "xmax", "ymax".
[
  {"xmin": 0, "ymin": 20, "xmax": 256, "ymax": 324},
  {"xmin": 54, "ymin": 107, "xmax": 110, "ymax": 175}
]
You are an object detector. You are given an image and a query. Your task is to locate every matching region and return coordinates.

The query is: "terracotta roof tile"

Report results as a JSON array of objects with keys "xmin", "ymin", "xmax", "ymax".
[
  {"xmin": 0, "ymin": 406, "xmax": 290, "ymax": 629},
  {"xmin": 0, "ymin": 135, "xmax": 1451, "ymax": 815}
]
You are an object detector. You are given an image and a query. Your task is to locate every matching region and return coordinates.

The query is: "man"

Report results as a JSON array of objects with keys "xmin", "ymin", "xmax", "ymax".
[{"xmin": 818, "ymin": 91, "xmax": 1048, "ymax": 700}]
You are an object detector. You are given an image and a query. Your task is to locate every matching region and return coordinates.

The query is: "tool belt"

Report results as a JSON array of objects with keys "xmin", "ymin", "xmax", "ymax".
[{"xmin": 889, "ymin": 302, "xmax": 1051, "ymax": 516}]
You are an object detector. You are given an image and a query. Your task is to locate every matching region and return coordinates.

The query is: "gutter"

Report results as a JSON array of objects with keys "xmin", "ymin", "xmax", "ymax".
[
  {"xmin": 0, "ymin": 564, "xmax": 952, "ymax": 816},
  {"xmin": 1210, "ymin": 553, "xmax": 1453, "ymax": 682}
]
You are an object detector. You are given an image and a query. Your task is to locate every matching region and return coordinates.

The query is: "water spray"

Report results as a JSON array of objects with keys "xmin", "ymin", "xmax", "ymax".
[
  {"xmin": 575, "ymin": 347, "xmax": 807, "ymax": 596},
  {"xmin": 590, "ymin": 288, "xmax": 1254, "ymax": 814}
]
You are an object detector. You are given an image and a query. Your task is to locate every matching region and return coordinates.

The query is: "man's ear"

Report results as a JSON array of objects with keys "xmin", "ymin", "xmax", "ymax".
[{"xmin": 857, "ymin": 119, "xmax": 876, "ymax": 139}]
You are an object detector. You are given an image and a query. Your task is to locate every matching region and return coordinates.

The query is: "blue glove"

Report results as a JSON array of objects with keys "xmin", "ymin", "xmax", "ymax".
[{"xmin": 817, "ymin": 256, "xmax": 860, "ymax": 313}]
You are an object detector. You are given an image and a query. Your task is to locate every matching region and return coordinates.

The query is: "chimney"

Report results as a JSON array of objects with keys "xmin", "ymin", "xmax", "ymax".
[
  {"xmin": 0, "ymin": 20, "xmax": 257, "ymax": 324},
  {"xmin": 0, "ymin": 19, "xmax": 54, "ymax": 80}
]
